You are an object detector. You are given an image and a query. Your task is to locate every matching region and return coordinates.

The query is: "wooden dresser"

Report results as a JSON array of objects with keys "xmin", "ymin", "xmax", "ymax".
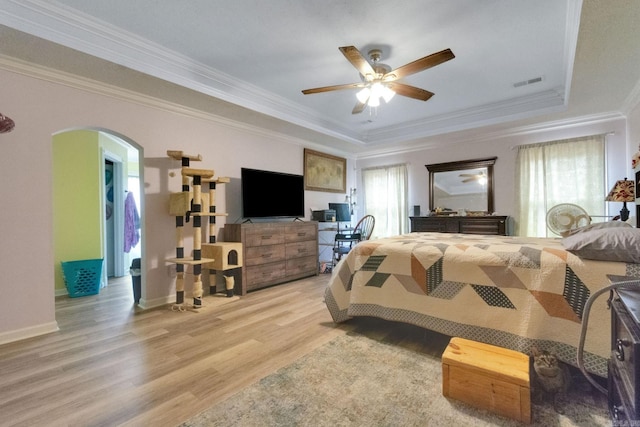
[
  {"xmin": 410, "ymin": 215, "xmax": 509, "ymax": 235},
  {"xmin": 224, "ymin": 221, "xmax": 318, "ymax": 295},
  {"xmin": 609, "ymin": 287, "xmax": 640, "ymax": 423}
]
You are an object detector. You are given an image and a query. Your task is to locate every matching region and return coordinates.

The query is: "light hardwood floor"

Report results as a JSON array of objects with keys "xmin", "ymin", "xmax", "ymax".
[{"xmin": 0, "ymin": 273, "xmax": 446, "ymax": 427}]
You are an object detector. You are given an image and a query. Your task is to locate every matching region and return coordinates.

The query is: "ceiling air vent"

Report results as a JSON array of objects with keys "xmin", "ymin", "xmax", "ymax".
[{"xmin": 513, "ymin": 76, "xmax": 543, "ymax": 88}]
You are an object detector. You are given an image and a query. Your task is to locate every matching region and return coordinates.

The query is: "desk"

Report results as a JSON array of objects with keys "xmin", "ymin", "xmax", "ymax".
[{"xmin": 316, "ymin": 221, "xmax": 352, "ymax": 271}]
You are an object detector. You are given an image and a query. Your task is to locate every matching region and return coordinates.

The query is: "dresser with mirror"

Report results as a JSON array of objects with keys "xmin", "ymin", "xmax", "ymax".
[{"xmin": 411, "ymin": 157, "xmax": 509, "ymax": 235}]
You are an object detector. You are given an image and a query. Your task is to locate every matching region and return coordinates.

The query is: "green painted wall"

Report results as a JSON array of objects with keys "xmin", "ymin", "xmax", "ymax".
[{"xmin": 53, "ymin": 130, "xmax": 103, "ymax": 292}]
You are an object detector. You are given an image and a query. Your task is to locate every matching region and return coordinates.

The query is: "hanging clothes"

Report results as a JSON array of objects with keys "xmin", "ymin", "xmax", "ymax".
[{"xmin": 124, "ymin": 191, "xmax": 140, "ymax": 253}]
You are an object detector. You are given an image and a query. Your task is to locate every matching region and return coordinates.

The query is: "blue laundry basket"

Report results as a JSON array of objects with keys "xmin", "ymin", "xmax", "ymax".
[{"xmin": 61, "ymin": 258, "xmax": 103, "ymax": 297}]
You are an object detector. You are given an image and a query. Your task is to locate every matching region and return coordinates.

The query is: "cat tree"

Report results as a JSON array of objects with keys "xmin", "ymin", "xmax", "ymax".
[{"xmin": 166, "ymin": 150, "xmax": 242, "ymax": 310}]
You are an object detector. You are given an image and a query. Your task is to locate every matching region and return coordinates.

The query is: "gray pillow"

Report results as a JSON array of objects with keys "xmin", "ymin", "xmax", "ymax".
[
  {"xmin": 564, "ymin": 220, "xmax": 632, "ymax": 236},
  {"xmin": 562, "ymin": 227, "xmax": 640, "ymax": 263}
]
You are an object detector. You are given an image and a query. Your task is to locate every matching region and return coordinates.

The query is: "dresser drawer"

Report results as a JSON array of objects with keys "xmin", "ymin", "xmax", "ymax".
[
  {"xmin": 459, "ymin": 218, "xmax": 505, "ymax": 235},
  {"xmin": 246, "ymin": 261, "xmax": 286, "ymax": 290},
  {"xmin": 611, "ymin": 297, "xmax": 640, "ymax": 414},
  {"xmin": 610, "ymin": 362, "xmax": 636, "ymax": 423},
  {"xmin": 245, "ymin": 244, "xmax": 286, "ymax": 266},
  {"xmin": 246, "ymin": 230, "xmax": 285, "ymax": 247},
  {"xmin": 410, "ymin": 216, "xmax": 509, "ymax": 235},
  {"xmin": 286, "ymin": 240, "xmax": 317, "ymax": 259},
  {"xmin": 411, "ymin": 217, "xmax": 447, "ymax": 232},
  {"xmin": 286, "ymin": 255, "xmax": 318, "ymax": 276},
  {"xmin": 285, "ymin": 223, "xmax": 317, "ymax": 242}
]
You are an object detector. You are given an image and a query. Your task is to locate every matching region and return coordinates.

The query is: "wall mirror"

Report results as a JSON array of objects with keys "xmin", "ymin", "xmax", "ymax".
[{"xmin": 426, "ymin": 157, "xmax": 496, "ymax": 214}]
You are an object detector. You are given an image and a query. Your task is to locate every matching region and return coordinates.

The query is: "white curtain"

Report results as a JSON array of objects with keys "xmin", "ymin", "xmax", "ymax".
[
  {"xmin": 515, "ymin": 134, "xmax": 606, "ymax": 237},
  {"xmin": 362, "ymin": 164, "xmax": 408, "ymax": 238}
]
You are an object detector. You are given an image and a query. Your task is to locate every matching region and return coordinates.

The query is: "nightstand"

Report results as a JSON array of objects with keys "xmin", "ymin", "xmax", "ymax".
[{"xmin": 609, "ymin": 283, "xmax": 640, "ymax": 423}]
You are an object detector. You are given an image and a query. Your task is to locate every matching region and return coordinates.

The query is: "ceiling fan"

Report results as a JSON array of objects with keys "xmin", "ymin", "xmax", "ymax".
[
  {"xmin": 302, "ymin": 46, "xmax": 455, "ymax": 114},
  {"xmin": 460, "ymin": 172, "xmax": 487, "ymax": 184}
]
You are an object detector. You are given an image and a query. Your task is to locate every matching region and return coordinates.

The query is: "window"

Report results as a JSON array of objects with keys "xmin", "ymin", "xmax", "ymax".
[
  {"xmin": 515, "ymin": 135, "xmax": 606, "ymax": 237},
  {"xmin": 362, "ymin": 164, "xmax": 408, "ymax": 238}
]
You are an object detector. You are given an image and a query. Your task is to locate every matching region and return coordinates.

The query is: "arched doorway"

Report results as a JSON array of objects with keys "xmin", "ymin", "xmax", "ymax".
[{"xmin": 52, "ymin": 128, "xmax": 145, "ymax": 305}]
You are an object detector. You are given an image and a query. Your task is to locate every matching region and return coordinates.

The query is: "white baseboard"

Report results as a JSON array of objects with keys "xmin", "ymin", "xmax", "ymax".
[
  {"xmin": 138, "ymin": 295, "xmax": 174, "ymax": 310},
  {"xmin": 0, "ymin": 321, "xmax": 60, "ymax": 345}
]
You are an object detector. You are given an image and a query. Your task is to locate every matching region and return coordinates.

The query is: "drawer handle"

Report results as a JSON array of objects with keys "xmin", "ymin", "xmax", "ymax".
[
  {"xmin": 262, "ymin": 254, "xmax": 272, "ymax": 259},
  {"xmin": 612, "ymin": 404, "xmax": 623, "ymax": 420},
  {"xmin": 615, "ymin": 338, "xmax": 629, "ymax": 361},
  {"xmin": 262, "ymin": 235, "xmax": 272, "ymax": 239}
]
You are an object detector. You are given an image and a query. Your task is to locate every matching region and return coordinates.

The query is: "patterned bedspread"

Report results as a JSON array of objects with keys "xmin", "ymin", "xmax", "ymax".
[{"xmin": 325, "ymin": 232, "xmax": 640, "ymax": 376}]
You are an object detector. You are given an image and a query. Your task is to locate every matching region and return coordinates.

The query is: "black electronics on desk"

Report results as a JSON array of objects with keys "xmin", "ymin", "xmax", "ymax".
[
  {"xmin": 329, "ymin": 202, "xmax": 350, "ymax": 222},
  {"xmin": 312, "ymin": 209, "xmax": 336, "ymax": 222}
]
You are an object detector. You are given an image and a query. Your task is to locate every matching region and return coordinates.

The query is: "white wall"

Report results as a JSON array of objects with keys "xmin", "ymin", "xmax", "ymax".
[
  {"xmin": 356, "ymin": 116, "xmax": 630, "ymax": 232},
  {"xmin": 0, "ymin": 59, "xmax": 637, "ymax": 344},
  {"xmin": 0, "ymin": 65, "xmax": 355, "ymax": 343}
]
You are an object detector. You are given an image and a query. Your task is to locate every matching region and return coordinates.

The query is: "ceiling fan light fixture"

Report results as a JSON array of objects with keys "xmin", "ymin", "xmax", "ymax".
[
  {"xmin": 370, "ymin": 82, "xmax": 384, "ymax": 99},
  {"xmin": 368, "ymin": 94, "xmax": 381, "ymax": 107},
  {"xmin": 356, "ymin": 87, "xmax": 371, "ymax": 104},
  {"xmin": 382, "ymin": 85, "xmax": 395, "ymax": 103}
]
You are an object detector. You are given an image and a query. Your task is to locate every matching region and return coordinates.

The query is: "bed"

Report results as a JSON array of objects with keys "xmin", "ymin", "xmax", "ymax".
[{"xmin": 325, "ymin": 229, "xmax": 640, "ymax": 377}]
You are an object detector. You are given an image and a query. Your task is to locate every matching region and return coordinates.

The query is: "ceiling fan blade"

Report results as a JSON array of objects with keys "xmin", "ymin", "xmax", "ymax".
[
  {"xmin": 387, "ymin": 82, "xmax": 434, "ymax": 101},
  {"xmin": 352, "ymin": 100, "xmax": 367, "ymax": 114},
  {"xmin": 302, "ymin": 82, "xmax": 364, "ymax": 95},
  {"xmin": 384, "ymin": 48, "xmax": 455, "ymax": 81},
  {"xmin": 339, "ymin": 46, "xmax": 376, "ymax": 81}
]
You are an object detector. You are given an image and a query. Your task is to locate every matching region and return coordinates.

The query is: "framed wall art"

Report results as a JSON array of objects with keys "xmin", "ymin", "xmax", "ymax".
[{"xmin": 304, "ymin": 149, "xmax": 346, "ymax": 193}]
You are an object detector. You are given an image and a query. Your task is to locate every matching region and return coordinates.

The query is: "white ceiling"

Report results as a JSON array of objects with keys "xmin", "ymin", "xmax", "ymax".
[{"xmin": 1, "ymin": 0, "xmax": 640, "ymax": 154}]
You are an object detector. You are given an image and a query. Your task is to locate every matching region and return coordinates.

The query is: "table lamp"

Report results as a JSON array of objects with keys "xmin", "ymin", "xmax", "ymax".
[{"xmin": 605, "ymin": 178, "xmax": 635, "ymax": 221}]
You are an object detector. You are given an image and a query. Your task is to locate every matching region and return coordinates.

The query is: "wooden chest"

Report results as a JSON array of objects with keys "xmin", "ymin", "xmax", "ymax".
[{"xmin": 442, "ymin": 337, "xmax": 531, "ymax": 424}]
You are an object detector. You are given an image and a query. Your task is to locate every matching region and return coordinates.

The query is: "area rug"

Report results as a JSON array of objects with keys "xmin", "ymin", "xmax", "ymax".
[{"xmin": 181, "ymin": 334, "xmax": 610, "ymax": 427}]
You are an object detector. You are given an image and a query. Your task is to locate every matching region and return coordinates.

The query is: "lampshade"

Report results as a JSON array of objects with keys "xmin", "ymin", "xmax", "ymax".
[
  {"xmin": 605, "ymin": 178, "xmax": 635, "ymax": 202},
  {"xmin": 605, "ymin": 178, "xmax": 635, "ymax": 222}
]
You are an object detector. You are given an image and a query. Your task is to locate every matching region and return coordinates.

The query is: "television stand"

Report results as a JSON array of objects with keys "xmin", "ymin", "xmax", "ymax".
[{"xmin": 224, "ymin": 221, "xmax": 318, "ymax": 294}]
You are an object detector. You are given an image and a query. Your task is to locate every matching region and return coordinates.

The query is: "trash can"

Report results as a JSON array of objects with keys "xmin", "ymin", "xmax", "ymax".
[{"xmin": 130, "ymin": 258, "xmax": 141, "ymax": 304}]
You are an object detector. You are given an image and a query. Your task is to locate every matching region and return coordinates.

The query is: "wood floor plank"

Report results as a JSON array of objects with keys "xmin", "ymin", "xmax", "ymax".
[{"xmin": 0, "ymin": 273, "xmax": 444, "ymax": 426}]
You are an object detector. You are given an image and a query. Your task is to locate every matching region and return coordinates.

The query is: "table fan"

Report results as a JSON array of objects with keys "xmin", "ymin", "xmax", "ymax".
[{"xmin": 546, "ymin": 203, "xmax": 591, "ymax": 236}]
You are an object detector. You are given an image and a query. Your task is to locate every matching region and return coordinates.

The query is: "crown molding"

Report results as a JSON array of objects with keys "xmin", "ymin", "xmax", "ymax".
[
  {"xmin": 355, "ymin": 110, "xmax": 625, "ymax": 159},
  {"xmin": 0, "ymin": 54, "xmax": 357, "ymax": 158},
  {"xmin": 621, "ymin": 78, "xmax": 640, "ymax": 116},
  {"xmin": 361, "ymin": 89, "xmax": 567, "ymax": 145},
  {"xmin": 0, "ymin": 0, "xmax": 584, "ymax": 147},
  {"xmin": 0, "ymin": 0, "xmax": 365, "ymax": 145}
]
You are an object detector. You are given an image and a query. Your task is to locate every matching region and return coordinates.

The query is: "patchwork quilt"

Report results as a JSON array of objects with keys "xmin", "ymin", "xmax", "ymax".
[{"xmin": 325, "ymin": 232, "xmax": 640, "ymax": 376}]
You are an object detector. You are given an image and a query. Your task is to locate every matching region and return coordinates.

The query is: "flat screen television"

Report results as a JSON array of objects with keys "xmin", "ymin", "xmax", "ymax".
[
  {"xmin": 241, "ymin": 167, "xmax": 305, "ymax": 218},
  {"xmin": 329, "ymin": 202, "xmax": 350, "ymax": 222}
]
